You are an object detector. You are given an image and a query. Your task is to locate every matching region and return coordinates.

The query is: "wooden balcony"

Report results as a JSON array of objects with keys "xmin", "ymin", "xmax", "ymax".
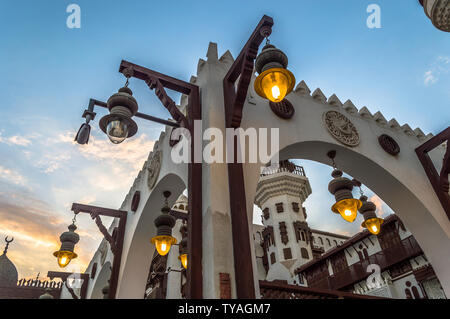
[
  {"xmin": 260, "ymin": 160, "xmax": 306, "ymax": 177},
  {"xmin": 308, "ymin": 236, "xmax": 423, "ymax": 291}
]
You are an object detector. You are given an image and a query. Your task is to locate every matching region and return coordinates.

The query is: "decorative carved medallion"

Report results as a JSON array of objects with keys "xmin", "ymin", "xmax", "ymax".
[
  {"xmin": 131, "ymin": 191, "xmax": 141, "ymax": 212},
  {"xmin": 147, "ymin": 150, "xmax": 162, "ymax": 190},
  {"xmin": 269, "ymin": 99, "xmax": 295, "ymax": 119},
  {"xmin": 323, "ymin": 111, "xmax": 360, "ymax": 147},
  {"xmin": 378, "ymin": 134, "xmax": 400, "ymax": 156}
]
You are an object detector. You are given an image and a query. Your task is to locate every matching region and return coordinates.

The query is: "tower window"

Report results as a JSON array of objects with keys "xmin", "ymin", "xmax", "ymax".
[
  {"xmin": 276, "ymin": 203, "xmax": 284, "ymax": 213},
  {"xmin": 301, "ymin": 248, "xmax": 309, "ymax": 259}
]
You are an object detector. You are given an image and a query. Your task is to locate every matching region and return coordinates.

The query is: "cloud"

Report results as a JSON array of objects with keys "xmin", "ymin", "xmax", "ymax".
[
  {"xmin": 424, "ymin": 70, "xmax": 437, "ymax": 86},
  {"xmin": 0, "ymin": 133, "xmax": 32, "ymax": 147},
  {"xmin": 69, "ymin": 132, "xmax": 155, "ymax": 170},
  {"xmin": 369, "ymin": 194, "xmax": 391, "ymax": 218},
  {"xmin": 0, "ymin": 166, "xmax": 27, "ymax": 186},
  {"xmin": 0, "ymin": 194, "xmax": 101, "ymax": 279},
  {"xmin": 424, "ymin": 56, "xmax": 450, "ymax": 86}
]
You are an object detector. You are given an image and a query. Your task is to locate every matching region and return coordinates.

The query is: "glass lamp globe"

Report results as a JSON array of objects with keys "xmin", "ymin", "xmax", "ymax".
[
  {"xmin": 151, "ymin": 235, "xmax": 177, "ymax": 256},
  {"xmin": 179, "ymin": 253, "xmax": 188, "ymax": 269},
  {"xmin": 54, "ymin": 250, "xmax": 77, "ymax": 268},
  {"xmin": 106, "ymin": 119, "xmax": 129, "ymax": 144},
  {"xmin": 363, "ymin": 217, "xmax": 384, "ymax": 235},
  {"xmin": 257, "ymin": 68, "xmax": 292, "ymax": 102},
  {"xmin": 332, "ymin": 198, "xmax": 360, "ymax": 223}
]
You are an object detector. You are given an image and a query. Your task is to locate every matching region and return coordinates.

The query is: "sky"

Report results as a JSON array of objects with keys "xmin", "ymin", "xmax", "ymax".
[{"xmin": 0, "ymin": 0, "xmax": 448, "ymax": 279}]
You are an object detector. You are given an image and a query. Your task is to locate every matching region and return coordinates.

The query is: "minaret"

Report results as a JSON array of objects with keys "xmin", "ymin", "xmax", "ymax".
[{"xmin": 255, "ymin": 161, "xmax": 312, "ymax": 282}]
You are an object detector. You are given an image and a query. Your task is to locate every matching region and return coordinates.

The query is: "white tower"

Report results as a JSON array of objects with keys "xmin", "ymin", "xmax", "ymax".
[{"xmin": 255, "ymin": 160, "xmax": 312, "ymax": 283}]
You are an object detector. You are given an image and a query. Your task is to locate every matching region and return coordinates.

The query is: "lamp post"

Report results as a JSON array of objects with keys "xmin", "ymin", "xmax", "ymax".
[
  {"xmin": 75, "ymin": 61, "xmax": 202, "ymax": 298},
  {"xmin": 55, "ymin": 203, "xmax": 127, "ymax": 299},
  {"xmin": 222, "ymin": 15, "xmax": 297, "ymax": 298}
]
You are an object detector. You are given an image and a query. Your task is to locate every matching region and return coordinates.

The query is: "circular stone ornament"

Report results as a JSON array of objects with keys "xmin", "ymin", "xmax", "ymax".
[
  {"xmin": 269, "ymin": 99, "xmax": 295, "ymax": 119},
  {"xmin": 323, "ymin": 111, "xmax": 360, "ymax": 147},
  {"xmin": 378, "ymin": 134, "xmax": 400, "ymax": 156},
  {"xmin": 147, "ymin": 150, "xmax": 162, "ymax": 190}
]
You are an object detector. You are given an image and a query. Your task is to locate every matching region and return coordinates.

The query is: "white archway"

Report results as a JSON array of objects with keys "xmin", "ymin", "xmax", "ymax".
[
  {"xmin": 90, "ymin": 261, "xmax": 111, "ymax": 299},
  {"xmin": 116, "ymin": 173, "xmax": 186, "ymax": 299}
]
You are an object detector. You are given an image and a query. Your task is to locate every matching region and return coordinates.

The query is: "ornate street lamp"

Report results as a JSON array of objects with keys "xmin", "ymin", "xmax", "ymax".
[
  {"xmin": 327, "ymin": 151, "xmax": 362, "ymax": 223},
  {"xmin": 151, "ymin": 191, "xmax": 177, "ymax": 256},
  {"xmin": 53, "ymin": 218, "xmax": 79, "ymax": 268},
  {"xmin": 74, "ymin": 59, "xmax": 203, "ymax": 298},
  {"xmin": 254, "ymin": 37, "xmax": 296, "ymax": 103},
  {"xmin": 99, "ymin": 72, "xmax": 138, "ymax": 144},
  {"xmin": 359, "ymin": 195, "xmax": 384, "ymax": 235}
]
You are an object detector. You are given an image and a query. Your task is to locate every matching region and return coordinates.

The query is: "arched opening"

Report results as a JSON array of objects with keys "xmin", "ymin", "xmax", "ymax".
[
  {"xmin": 116, "ymin": 173, "xmax": 186, "ymax": 299},
  {"xmin": 250, "ymin": 140, "xmax": 450, "ymax": 296},
  {"xmin": 90, "ymin": 261, "xmax": 111, "ymax": 299}
]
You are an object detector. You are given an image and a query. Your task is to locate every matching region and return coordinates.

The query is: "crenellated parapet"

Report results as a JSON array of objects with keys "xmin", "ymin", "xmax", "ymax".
[{"xmin": 291, "ymin": 80, "xmax": 435, "ymax": 143}]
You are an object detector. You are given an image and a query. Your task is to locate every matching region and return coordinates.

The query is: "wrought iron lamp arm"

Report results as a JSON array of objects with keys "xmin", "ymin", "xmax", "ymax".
[{"xmin": 82, "ymin": 98, "xmax": 180, "ymax": 128}]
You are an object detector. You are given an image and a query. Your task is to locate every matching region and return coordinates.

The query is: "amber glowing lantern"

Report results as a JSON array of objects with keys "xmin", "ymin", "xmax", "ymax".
[
  {"xmin": 53, "ymin": 223, "xmax": 79, "ymax": 268},
  {"xmin": 254, "ymin": 44, "xmax": 296, "ymax": 103},
  {"xmin": 328, "ymin": 169, "xmax": 362, "ymax": 223},
  {"xmin": 178, "ymin": 237, "xmax": 188, "ymax": 269},
  {"xmin": 359, "ymin": 196, "xmax": 384, "ymax": 235},
  {"xmin": 151, "ymin": 191, "xmax": 177, "ymax": 256}
]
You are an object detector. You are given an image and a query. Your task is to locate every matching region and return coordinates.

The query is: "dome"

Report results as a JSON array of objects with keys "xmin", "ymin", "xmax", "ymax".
[
  {"xmin": 175, "ymin": 194, "xmax": 188, "ymax": 205},
  {"xmin": 0, "ymin": 253, "xmax": 18, "ymax": 287},
  {"xmin": 173, "ymin": 194, "xmax": 188, "ymax": 211}
]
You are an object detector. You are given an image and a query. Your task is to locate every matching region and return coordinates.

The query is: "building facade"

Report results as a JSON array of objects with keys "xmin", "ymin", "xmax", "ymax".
[{"xmin": 137, "ymin": 160, "xmax": 447, "ymax": 299}]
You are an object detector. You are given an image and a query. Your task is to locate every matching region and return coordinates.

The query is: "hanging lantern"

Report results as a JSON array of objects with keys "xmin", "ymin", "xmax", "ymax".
[
  {"xmin": 178, "ymin": 237, "xmax": 188, "ymax": 269},
  {"xmin": 99, "ymin": 86, "xmax": 138, "ymax": 144},
  {"xmin": 360, "ymin": 196, "xmax": 384, "ymax": 235},
  {"xmin": 328, "ymin": 169, "xmax": 362, "ymax": 223},
  {"xmin": 151, "ymin": 191, "xmax": 177, "ymax": 256},
  {"xmin": 53, "ymin": 223, "xmax": 79, "ymax": 268},
  {"xmin": 254, "ymin": 43, "xmax": 296, "ymax": 103}
]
